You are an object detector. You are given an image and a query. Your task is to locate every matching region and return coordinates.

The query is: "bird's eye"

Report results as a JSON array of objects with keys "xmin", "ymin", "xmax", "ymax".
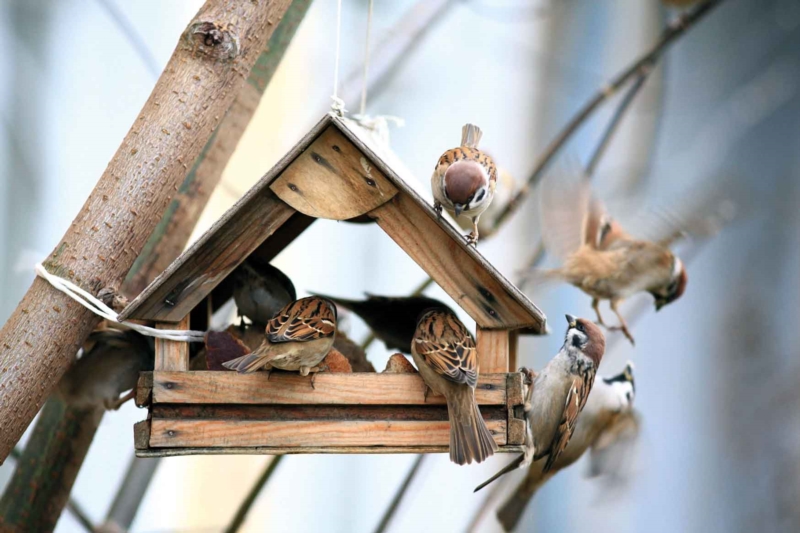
[
  {"xmin": 576, "ymin": 323, "xmax": 585, "ymax": 332},
  {"xmin": 474, "ymin": 189, "xmax": 485, "ymax": 203}
]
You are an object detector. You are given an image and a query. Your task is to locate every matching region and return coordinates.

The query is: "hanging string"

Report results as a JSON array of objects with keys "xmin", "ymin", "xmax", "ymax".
[
  {"xmin": 359, "ymin": 0, "xmax": 374, "ymax": 116},
  {"xmin": 35, "ymin": 263, "xmax": 206, "ymax": 342},
  {"xmin": 330, "ymin": 0, "xmax": 346, "ymax": 115}
]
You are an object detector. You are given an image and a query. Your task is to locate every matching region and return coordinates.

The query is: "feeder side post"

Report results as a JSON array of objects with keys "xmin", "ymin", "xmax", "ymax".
[
  {"xmin": 155, "ymin": 316, "xmax": 191, "ymax": 371},
  {"xmin": 475, "ymin": 328, "xmax": 510, "ymax": 373}
]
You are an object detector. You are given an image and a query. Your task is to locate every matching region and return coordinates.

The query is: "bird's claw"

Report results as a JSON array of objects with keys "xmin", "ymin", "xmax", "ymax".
[
  {"xmin": 423, "ymin": 384, "xmax": 434, "ymax": 403},
  {"xmin": 607, "ymin": 325, "xmax": 636, "ymax": 346},
  {"xmin": 433, "ymin": 202, "xmax": 443, "ymax": 219},
  {"xmin": 465, "ymin": 232, "xmax": 478, "ymax": 246}
]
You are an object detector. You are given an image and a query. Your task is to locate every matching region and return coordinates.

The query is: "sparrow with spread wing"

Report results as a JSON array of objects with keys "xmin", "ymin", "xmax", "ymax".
[
  {"xmin": 494, "ymin": 362, "xmax": 638, "ymax": 532},
  {"xmin": 431, "ymin": 123, "xmax": 497, "ymax": 245},
  {"xmin": 411, "ymin": 309, "xmax": 498, "ymax": 465},
  {"xmin": 539, "ymin": 171, "xmax": 688, "ymax": 344},
  {"xmin": 316, "ymin": 293, "xmax": 453, "ymax": 354},
  {"xmin": 475, "ymin": 314, "xmax": 605, "ymax": 490},
  {"xmin": 222, "ymin": 296, "xmax": 337, "ymax": 376}
]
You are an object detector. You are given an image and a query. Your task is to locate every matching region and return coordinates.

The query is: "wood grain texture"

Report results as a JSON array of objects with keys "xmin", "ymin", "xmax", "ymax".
[
  {"xmin": 136, "ymin": 445, "xmax": 526, "ymax": 457},
  {"xmin": 135, "ymin": 372, "xmax": 154, "ymax": 408},
  {"xmin": 476, "ymin": 328, "xmax": 510, "ymax": 373},
  {"xmin": 121, "ymin": 189, "xmax": 295, "ymax": 322},
  {"xmin": 506, "ymin": 372, "xmax": 526, "ymax": 445},
  {"xmin": 508, "ymin": 330, "xmax": 519, "ymax": 372},
  {"xmin": 154, "ymin": 317, "xmax": 190, "ymax": 371},
  {"xmin": 0, "ymin": 0, "xmax": 294, "ymax": 463},
  {"xmin": 271, "ymin": 127, "xmax": 398, "ymax": 220},
  {"xmin": 370, "ymin": 193, "xmax": 536, "ymax": 330},
  {"xmin": 149, "ymin": 419, "xmax": 508, "ymax": 448},
  {"xmin": 153, "ymin": 371, "xmax": 509, "ymax": 405}
]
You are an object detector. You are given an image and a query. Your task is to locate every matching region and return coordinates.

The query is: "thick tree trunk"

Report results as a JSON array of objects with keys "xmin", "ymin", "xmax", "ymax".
[{"xmin": 0, "ymin": 0, "xmax": 293, "ymax": 464}]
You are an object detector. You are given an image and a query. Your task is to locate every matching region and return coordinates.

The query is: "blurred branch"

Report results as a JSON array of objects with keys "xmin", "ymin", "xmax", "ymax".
[
  {"xmin": 224, "ymin": 456, "xmax": 284, "ymax": 533},
  {"xmin": 490, "ymin": 0, "xmax": 726, "ymax": 231},
  {"xmin": 373, "ymin": 455, "xmax": 426, "ymax": 533},
  {"xmin": 99, "ymin": 456, "xmax": 161, "ymax": 533},
  {"xmin": 94, "ymin": 0, "xmax": 161, "ymax": 79},
  {"xmin": 0, "ymin": 397, "xmax": 103, "ymax": 531}
]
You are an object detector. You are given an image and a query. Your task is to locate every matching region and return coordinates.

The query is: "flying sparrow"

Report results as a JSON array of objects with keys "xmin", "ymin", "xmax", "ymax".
[
  {"xmin": 222, "ymin": 296, "xmax": 337, "ymax": 376},
  {"xmin": 494, "ymin": 362, "xmax": 638, "ymax": 532},
  {"xmin": 411, "ymin": 309, "xmax": 498, "ymax": 465},
  {"xmin": 431, "ymin": 123, "xmax": 497, "ymax": 245},
  {"xmin": 316, "ymin": 293, "xmax": 453, "ymax": 354},
  {"xmin": 231, "ymin": 258, "xmax": 296, "ymax": 326},
  {"xmin": 539, "ymin": 171, "xmax": 688, "ymax": 344},
  {"xmin": 58, "ymin": 328, "xmax": 154, "ymax": 410},
  {"xmin": 475, "ymin": 314, "xmax": 605, "ymax": 490}
]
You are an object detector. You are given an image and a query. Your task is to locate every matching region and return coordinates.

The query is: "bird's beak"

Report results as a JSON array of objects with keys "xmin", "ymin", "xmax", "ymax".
[
  {"xmin": 454, "ymin": 204, "xmax": 464, "ymax": 217},
  {"xmin": 565, "ymin": 314, "xmax": 577, "ymax": 328},
  {"xmin": 654, "ymin": 300, "xmax": 664, "ymax": 312}
]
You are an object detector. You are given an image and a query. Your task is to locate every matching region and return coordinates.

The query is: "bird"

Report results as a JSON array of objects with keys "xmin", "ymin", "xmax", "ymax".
[
  {"xmin": 314, "ymin": 293, "xmax": 452, "ymax": 354},
  {"xmin": 455, "ymin": 163, "xmax": 516, "ymax": 240},
  {"xmin": 222, "ymin": 296, "xmax": 337, "ymax": 376},
  {"xmin": 58, "ymin": 328, "xmax": 154, "ymax": 410},
  {"xmin": 411, "ymin": 308, "xmax": 498, "ymax": 465},
  {"xmin": 538, "ymin": 170, "xmax": 688, "ymax": 344},
  {"xmin": 474, "ymin": 314, "xmax": 606, "ymax": 490},
  {"xmin": 231, "ymin": 258, "xmax": 296, "ymax": 326},
  {"xmin": 431, "ymin": 123, "xmax": 497, "ymax": 245},
  {"xmin": 493, "ymin": 362, "xmax": 638, "ymax": 532}
]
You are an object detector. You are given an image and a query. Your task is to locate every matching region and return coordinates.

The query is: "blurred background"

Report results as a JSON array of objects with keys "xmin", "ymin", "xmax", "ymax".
[{"xmin": 1, "ymin": 0, "xmax": 799, "ymax": 532}]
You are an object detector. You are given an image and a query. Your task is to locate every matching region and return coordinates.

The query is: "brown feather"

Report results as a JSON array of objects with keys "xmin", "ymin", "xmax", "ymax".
[
  {"xmin": 266, "ymin": 296, "xmax": 336, "ymax": 344},
  {"xmin": 412, "ymin": 310, "xmax": 478, "ymax": 388}
]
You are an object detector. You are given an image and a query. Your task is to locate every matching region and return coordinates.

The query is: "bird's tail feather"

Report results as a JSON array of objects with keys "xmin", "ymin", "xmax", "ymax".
[
  {"xmin": 496, "ymin": 482, "xmax": 539, "ymax": 532},
  {"xmin": 221, "ymin": 345, "xmax": 275, "ymax": 373},
  {"xmin": 448, "ymin": 390, "xmax": 498, "ymax": 465},
  {"xmin": 461, "ymin": 124, "xmax": 483, "ymax": 148}
]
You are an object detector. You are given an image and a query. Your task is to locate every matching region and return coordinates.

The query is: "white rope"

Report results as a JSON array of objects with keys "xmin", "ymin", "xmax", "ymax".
[
  {"xmin": 359, "ymin": 0, "xmax": 374, "ymax": 116},
  {"xmin": 330, "ymin": 0, "xmax": 346, "ymax": 116},
  {"xmin": 35, "ymin": 263, "xmax": 205, "ymax": 342}
]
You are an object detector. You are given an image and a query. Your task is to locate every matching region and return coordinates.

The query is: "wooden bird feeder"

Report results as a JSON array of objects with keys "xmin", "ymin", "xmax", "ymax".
[{"xmin": 125, "ymin": 114, "xmax": 547, "ymax": 457}]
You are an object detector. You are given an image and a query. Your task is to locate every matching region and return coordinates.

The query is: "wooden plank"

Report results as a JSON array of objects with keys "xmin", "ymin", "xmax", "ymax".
[
  {"xmin": 476, "ymin": 328, "xmax": 510, "ymax": 373},
  {"xmin": 370, "ymin": 193, "xmax": 542, "ymax": 330},
  {"xmin": 135, "ymin": 372, "xmax": 154, "ymax": 408},
  {"xmin": 149, "ymin": 419, "xmax": 508, "ymax": 448},
  {"xmin": 509, "ymin": 330, "xmax": 519, "ymax": 372},
  {"xmin": 119, "ymin": 115, "xmax": 336, "ymax": 322},
  {"xmin": 334, "ymin": 116, "xmax": 546, "ymax": 334},
  {"xmin": 136, "ymin": 445, "xmax": 526, "ymax": 457},
  {"xmin": 270, "ymin": 127, "xmax": 398, "ymax": 220},
  {"xmin": 506, "ymin": 372, "xmax": 526, "ymax": 446},
  {"xmin": 152, "ymin": 371, "xmax": 509, "ymax": 405},
  {"xmin": 154, "ymin": 316, "xmax": 190, "ymax": 371},
  {"xmin": 133, "ymin": 420, "xmax": 151, "ymax": 451}
]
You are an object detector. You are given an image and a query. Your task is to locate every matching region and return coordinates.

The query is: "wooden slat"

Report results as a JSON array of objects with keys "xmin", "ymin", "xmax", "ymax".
[
  {"xmin": 136, "ymin": 445, "xmax": 526, "ymax": 457},
  {"xmin": 509, "ymin": 330, "xmax": 519, "ymax": 372},
  {"xmin": 149, "ymin": 419, "xmax": 507, "ymax": 448},
  {"xmin": 476, "ymin": 328, "xmax": 510, "ymax": 373},
  {"xmin": 133, "ymin": 420, "xmax": 151, "ymax": 451},
  {"xmin": 370, "ymin": 193, "xmax": 540, "ymax": 330},
  {"xmin": 152, "ymin": 371, "xmax": 509, "ymax": 405},
  {"xmin": 270, "ymin": 127, "xmax": 398, "ymax": 220},
  {"xmin": 154, "ymin": 316, "xmax": 190, "ymax": 371},
  {"xmin": 135, "ymin": 372, "xmax": 154, "ymax": 408},
  {"xmin": 506, "ymin": 372, "xmax": 526, "ymax": 445}
]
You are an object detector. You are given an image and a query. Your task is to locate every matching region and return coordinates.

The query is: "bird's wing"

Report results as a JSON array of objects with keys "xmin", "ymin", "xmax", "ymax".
[
  {"xmin": 588, "ymin": 410, "xmax": 641, "ymax": 479},
  {"xmin": 413, "ymin": 312, "xmax": 478, "ymax": 388},
  {"xmin": 541, "ymin": 369, "xmax": 596, "ymax": 473},
  {"xmin": 539, "ymin": 168, "xmax": 594, "ymax": 261},
  {"xmin": 266, "ymin": 297, "xmax": 336, "ymax": 344}
]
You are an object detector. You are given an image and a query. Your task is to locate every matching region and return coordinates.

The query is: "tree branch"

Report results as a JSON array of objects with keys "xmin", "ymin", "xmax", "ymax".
[
  {"xmin": 0, "ymin": 0, "xmax": 293, "ymax": 464},
  {"xmin": 224, "ymin": 455, "xmax": 284, "ymax": 533},
  {"xmin": 373, "ymin": 455, "xmax": 426, "ymax": 533}
]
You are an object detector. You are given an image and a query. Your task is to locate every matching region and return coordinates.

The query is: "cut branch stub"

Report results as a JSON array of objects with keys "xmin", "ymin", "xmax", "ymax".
[{"xmin": 184, "ymin": 21, "xmax": 240, "ymax": 61}]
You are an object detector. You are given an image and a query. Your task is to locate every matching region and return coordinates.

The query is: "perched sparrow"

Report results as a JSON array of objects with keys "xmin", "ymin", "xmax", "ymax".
[
  {"xmin": 411, "ymin": 309, "xmax": 498, "ymax": 465},
  {"xmin": 222, "ymin": 296, "xmax": 337, "ymax": 376},
  {"xmin": 431, "ymin": 123, "xmax": 497, "ymax": 245},
  {"xmin": 231, "ymin": 258, "xmax": 296, "ymax": 326},
  {"xmin": 456, "ymin": 164, "xmax": 515, "ymax": 240},
  {"xmin": 493, "ymin": 362, "xmax": 638, "ymax": 532},
  {"xmin": 475, "ymin": 315, "xmax": 605, "ymax": 489},
  {"xmin": 539, "ymin": 171, "xmax": 687, "ymax": 344},
  {"xmin": 316, "ymin": 293, "xmax": 452, "ymax": 354},
  {"xmin": 58, "ymin": 328, "xmax": 154, "ymax": 410}
]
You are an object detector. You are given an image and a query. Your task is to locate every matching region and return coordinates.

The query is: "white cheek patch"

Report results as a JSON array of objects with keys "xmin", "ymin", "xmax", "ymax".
[{"xmin": 672, "ymin": 258, "xmax": 683, "ymax": 278}]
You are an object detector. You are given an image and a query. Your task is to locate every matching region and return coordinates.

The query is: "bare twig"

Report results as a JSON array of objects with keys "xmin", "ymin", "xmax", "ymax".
[
  {"xmin": 100, "ymin": 456, "xmax": 161, "ymax": 533},
  {"xmin": 490, "ymin": 0, "xmax": 727, "ymax": 231},
  {"xmin": 224, "ymin": 456, "xmax": 284, "ymax": 533},
  {"xmin": 373, "ymin": 455, "xmax": 427, "ymax": 533}
]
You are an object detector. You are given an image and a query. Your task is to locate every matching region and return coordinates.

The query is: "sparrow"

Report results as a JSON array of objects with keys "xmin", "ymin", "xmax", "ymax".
[
  {"xmin": 411, "ymin": 309, "xmax": 498, "ymax": 465},
  {"xmin": 222, "ymin": 296, "xmax": 337, "ymax": 376},
  {"xmin": 539, "ymin": 170, "xmax": 688, "ymax": 344},
  {"xmin": 315, "ymin": 293, "xmax": 452, "ymax": 354},
  {"xmin": 456, "ymin": 164, "xmax": 515, "ymax": 240},
  {"xmin": 58, "ymin": 328, "xmax": 154, "ymax": 410},
  {"xmin": 493, "ymin": 362, "xmax": 638, "ymax": 532},
  {"xmin": 231, "ymin": 258, "xmax": 296, "ymax": 326},
  {"xmin": 431, "ymin": 123, "xmax": 497, "ymax": 245},
  {"xmin": 474, "ymin": 314, "xmax": 605, "ymax": 490}
]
